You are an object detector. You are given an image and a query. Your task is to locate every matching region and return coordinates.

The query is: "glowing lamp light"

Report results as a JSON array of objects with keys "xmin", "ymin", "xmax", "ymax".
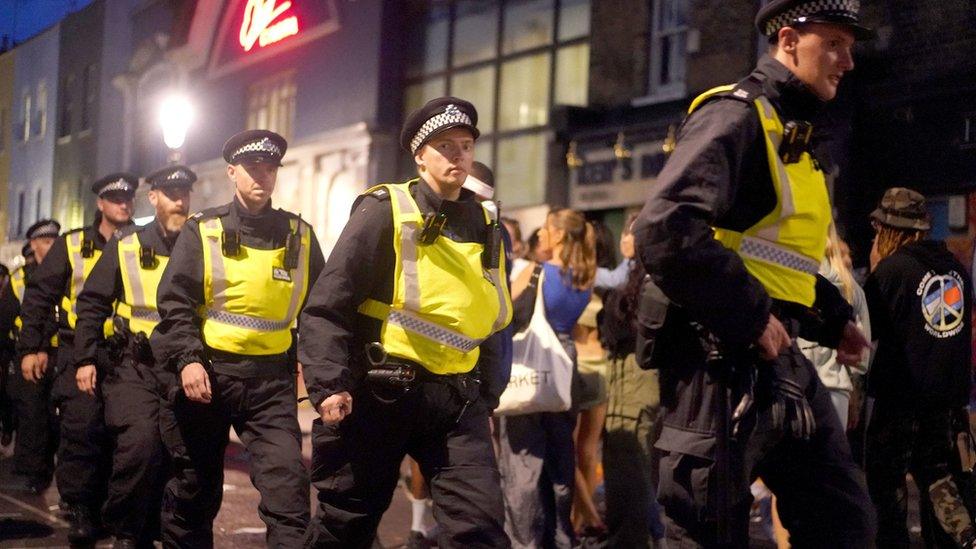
[
  {"xmin": 240, "ymin": 0, "xmax": 300, "ymax": 52},
  {"xmin": 159, "ymin": 94, "xmax": 194, "ymax": 151}
]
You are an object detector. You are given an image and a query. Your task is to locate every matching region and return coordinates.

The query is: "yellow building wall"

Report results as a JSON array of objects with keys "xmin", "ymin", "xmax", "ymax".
[{"xmin": 0, "ymin": 50, "xmax": 13, "ymax": 245}]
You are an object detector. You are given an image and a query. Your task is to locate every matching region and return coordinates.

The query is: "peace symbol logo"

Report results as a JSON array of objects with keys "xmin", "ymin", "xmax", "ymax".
[{"xmin": 921, "ymin": 274, "xmax": 965, "ymax": 334}]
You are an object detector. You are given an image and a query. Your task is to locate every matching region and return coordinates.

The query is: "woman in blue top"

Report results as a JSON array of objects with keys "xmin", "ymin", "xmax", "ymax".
[{"xmin": 499, "ymin": 208, "xmax": 596, "ymax": 549}]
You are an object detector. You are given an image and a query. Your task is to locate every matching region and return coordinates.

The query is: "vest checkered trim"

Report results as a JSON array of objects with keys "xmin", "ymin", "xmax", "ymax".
[
  {"xmin": 409, "ymin": 104, "xmax": 473, "ymax": 153},
  {"xmin": 739, "ymin": 236, "xmax": 820, "ymax": 276},
  {"xmin": 205, "ymin": 309, "xmax": 294, "ymax": 332},
  {"xmin": 387, "ymin": 310, "xmax": 482, "ymax": 353},
  {"xmin": 130, "ymin": 307, "xmax": 161, "ymax": 322},
  {"xmin": 763, "ymin": 0, "xmax": 860, "ymax": 36}
]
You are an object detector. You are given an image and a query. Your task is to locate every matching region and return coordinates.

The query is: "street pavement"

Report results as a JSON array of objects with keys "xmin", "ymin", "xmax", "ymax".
[{"xmin": 0, "ymin": 404, "xmax": 414, "ymax": 548}]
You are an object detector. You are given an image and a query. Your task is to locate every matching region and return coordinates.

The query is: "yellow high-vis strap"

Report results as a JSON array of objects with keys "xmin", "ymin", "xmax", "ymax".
[
  {"xmin": 115, "ymin": 232, "xmax": 167, "ymax": 335},
  {"xmin": 62, "ymin": 231, "xmax": 113, "ymax": 336}
]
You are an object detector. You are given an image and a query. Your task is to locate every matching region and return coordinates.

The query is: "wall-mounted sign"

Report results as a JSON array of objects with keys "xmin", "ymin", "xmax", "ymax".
[
  {"xmin": 209, "ymin": 0, "xmax": 340, "ymax": 79},
  {"xmin": 569, "ymin": 139, "xmax": 667, "ymax": 210},
  {"xmin": 240, "ymin": 0, "xmax": 300, "ymax": 52}
]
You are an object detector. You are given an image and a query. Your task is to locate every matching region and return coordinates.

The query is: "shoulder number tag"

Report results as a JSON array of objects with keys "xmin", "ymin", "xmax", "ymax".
[{"xmin": 272, "ymin": 267, "xmax": 292, "ymax": 282}]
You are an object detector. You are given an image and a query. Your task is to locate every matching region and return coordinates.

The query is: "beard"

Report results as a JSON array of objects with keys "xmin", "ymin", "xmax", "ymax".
[{"xmin": 161, "ymin": 210, "xmax": 188, "ymax": 233}]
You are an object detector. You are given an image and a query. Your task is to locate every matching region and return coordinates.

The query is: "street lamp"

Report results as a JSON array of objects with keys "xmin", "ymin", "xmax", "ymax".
[{"xmin": 159, "ymin": 93, "xmax": 194, "ymax": 162}]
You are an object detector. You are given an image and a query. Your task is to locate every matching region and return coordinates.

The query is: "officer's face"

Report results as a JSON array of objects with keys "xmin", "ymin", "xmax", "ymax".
[
  {"xmin": 149, "ymin": 186, "xmax": 191, "ymax": 234},
  {"xmin": 782, "ymin": 23, "xmax": 856, "ymax": 101},
  {"xmin": 30, "ymin": 237, "xmax": 56, "ymax": 264},
  {"xmin": 415, "ymin": 128, "xmax": 475, "ymax": 189},
  {"xmin": 229, "ymin": 161, "xmax": 278, "ymax": 209},
  {"xmin": 97, "ymin": 192, "xmax": 134, "ymax": 226}
]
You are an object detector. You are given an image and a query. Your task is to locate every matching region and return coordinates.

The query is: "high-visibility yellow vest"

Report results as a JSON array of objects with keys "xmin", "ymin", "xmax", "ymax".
[
  {"xmin": 10, "ymin": 267, "xmax": 59, "ymax": 347},
  {"xmin": 114, "ymin": 231, "xmax": 168, "ymax": 336},
  {"xmin": 199, "ymin": 215, "xmax": 312, "ymax": 355},
  {"xmin": 62, "ymin": 231, "xmax": 113, "ymax": 337},
  {"xmin": 357, "ymin": 182, "xmax": 513, "ymax": 375},
  {"xmin": 690, "ymin": 85, "xmax": 832, "ymax": 307}
]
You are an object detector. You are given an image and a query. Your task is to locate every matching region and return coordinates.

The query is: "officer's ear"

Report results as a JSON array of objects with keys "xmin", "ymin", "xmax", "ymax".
[
  {"xmin": 777, "ymin": 26, "xmax": 801, "ymax": 54},
  {"xmin": 148, "ymin": 189, "xmax": 159, "ymax": 209},
  {"xmin": 414, "ymin": 147, "xmax": 427, "ymax": 172},
  {"xmin": 226, "ymin": 164, "xmax": 237, "ymax": 182}
]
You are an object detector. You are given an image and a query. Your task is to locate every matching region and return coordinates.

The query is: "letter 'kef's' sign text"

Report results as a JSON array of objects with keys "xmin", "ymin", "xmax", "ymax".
[{"xmin": 240, "ymin": 0, "xmax": 300, "ymax": 52}]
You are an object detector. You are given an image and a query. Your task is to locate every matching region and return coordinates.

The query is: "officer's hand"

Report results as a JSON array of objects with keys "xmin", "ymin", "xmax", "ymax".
[
  {"xmin": 757, "ymin": 315, "xmax": 791, "ymax": 360},
  {"xmin": 76, "ymin": 364, "xmax": 97, "ymax": 397},
  {"xmin": 181, "ymin": 362, "xmax": 212, "ymax": 403},
  {"xmin": 319, "ymin": 392, "xmax": 353, "ymax": 425},
  {"xmin": 20, "ymin": 352, "xmax": 48, "ymax": 382},
  {"xmin": 836, "ymin": 321, "xmax": 871, "ymax": 367}
]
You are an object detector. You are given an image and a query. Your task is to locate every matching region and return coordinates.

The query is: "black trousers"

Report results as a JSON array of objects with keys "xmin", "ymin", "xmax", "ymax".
[
  {"xmin": 8, "ymin": 350, "xmax": 58, "ymax": 482},
  {"xmin": 101, "ymin": 346, "xmax": 166, "ymax": 544},
  {"xmin": 304, "ymin": 377, "xmax": 509, "ymax": 549},
  {"xmin": 50, "ymin": 344, "xmax": 111, "ymax": 510},
  {"xmin": 654, "ymin": 338, "xmax": 876, "ymax": 548},
  {"xmin": 159, "ymin": 367, "xmax": 309, "ymax": 549}
]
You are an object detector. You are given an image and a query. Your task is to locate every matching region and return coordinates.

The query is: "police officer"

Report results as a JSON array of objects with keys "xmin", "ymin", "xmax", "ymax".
[
  {"xmin": 18, "ymin": 175, "xmax": 136, "ymax": 543},
  {"xmin": 0, "ymin": 219, "xmax": 61, "ymax": 494},
  {"xmin": 633, "ymin": 1, "xmax": 876, "ymax": 546},
  {"xmin": 863, "ymin": 188, "xmax": 976, "ymax": 548},
  {"xmin": 299, "ymin": 97, "xmax": 512, "ymax": 548},
  {"xmin": 73, "ymin": 165, "xmax": 196, "ymax": 548},
  {"xmin": 151, "ymin": 130, "xmax": 323, "ymax": 548}
]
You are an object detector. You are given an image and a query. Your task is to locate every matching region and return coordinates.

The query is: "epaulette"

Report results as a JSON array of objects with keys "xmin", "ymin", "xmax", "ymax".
[
  {"xmin": 192, "ymin": 204, "xmax": 231, "ymax": 222},
  {"xmin": 727, "ymin": 74, "xmax": 764, "ymax": 103},
  {"xmin": 115, "ymin": 224, "xmax": 141, "ymax": 239},
  {"xmin": 64, "ymin": 227, "xmax": 86, "ymax": 236}
]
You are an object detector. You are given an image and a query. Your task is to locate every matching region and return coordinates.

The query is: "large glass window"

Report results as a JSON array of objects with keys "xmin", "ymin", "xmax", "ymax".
[
  {"xmin": 246, "ymin": 71, "xmax": 297, "ymax": 141},
  {"xmin": 648, "ymin": 0, "xmax": 689, "ymax": 99},
  {"xmin": 34, "ymin": 82, "xmax": 47, "ymax": 139},
  {"xmin": 82, "ymin": 64, "xmax": 96, "ymax": 131},
  {"xmin": 59, "ymin": 75, "xmax": 74, "ymax": 138},
  {"xmin": 21, "ymin": 91, "xmax": 30, "ymax": 142},
  {"xmin": 404, "ymin": 0, "xmax": 591, "ymax": 208}
]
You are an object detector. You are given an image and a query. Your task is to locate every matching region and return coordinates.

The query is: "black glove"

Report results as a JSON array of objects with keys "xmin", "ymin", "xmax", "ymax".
[{"xmin": 769, "ymin": 377, "xmax": 816, "ymax": 440}]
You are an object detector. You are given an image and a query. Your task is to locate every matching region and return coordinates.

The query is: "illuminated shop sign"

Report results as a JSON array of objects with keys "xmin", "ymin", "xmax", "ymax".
[
  {"xmin": 209, "ymin": 0, "xmax": 340, "ymax": 78},
  {"xmin": 240, "ymin": 0, "xmax": 300, "ymax": 52}
]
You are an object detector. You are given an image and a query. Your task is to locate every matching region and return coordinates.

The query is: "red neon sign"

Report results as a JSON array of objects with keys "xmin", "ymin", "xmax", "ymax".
[{"xmin": 239, "ymin": 0, "xmax": 300, "ymax": 52}]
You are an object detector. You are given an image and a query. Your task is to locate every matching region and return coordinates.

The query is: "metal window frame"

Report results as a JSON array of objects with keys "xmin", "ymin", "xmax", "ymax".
[{"xmin": 647, "ymin": 0, "xmax": 690, "ymax": 101}]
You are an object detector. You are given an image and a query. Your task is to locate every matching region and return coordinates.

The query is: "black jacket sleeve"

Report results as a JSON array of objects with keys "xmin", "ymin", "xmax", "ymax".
[
  {"xmin": 150, "ymin": 219, "xmax": 206, "ymax": 373},
  {"xmin": 299, "ymin": 196, "xmax": 394, "ymax": 408},
  {"xmin": 803, "ymin": 273, "xmax": 855, "ymax": 348},
  {"xmin": 17, "ymin": 237, "xmax": 70, "ymax": 355},
  {"xmin": 0, "ymin": 276, "xmax": 17, "ymax": 355},
  {"xmin": 74, "ymin": 237, "xmax": 123, "ymax": 367},
  {"xmin": 632, "ymin": 98, "xmax": 771, "ymax": 347}
]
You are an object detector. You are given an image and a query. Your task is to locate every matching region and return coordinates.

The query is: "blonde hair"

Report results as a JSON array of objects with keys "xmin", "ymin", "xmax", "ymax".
[
  {"xmin": 874, "ymin": 224, "xmax": 925, "ymax": 263},
  {"xmin": 549, "ymin": 208, "xmax": 597, "ymax": 289},
  {"xmin": 825, "ymin": 225, "xmax": 856, "ymax": 304}
]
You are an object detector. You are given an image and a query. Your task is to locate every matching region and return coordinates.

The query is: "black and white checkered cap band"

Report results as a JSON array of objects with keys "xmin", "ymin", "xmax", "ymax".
[
  {"xmin": 764, "ymin": 0, "xmax": 860, "ymax": 36},
  {"xmin": 410, "ymin": 104, "xmax": 473, "ymax": 153},
  {"xmin": 231, "ymin": 138, "xmax": 282, "ymax": 162},
  {"xmin": 29, "ymin": 222, "xmax": 59, "ymax": 239},
  {"xmin": 165, "ymin": 169, "xmax": 193, "ymax": 181},
  {"xmin": 99, "ymin": 179, "xmax": 135, "ymax": 195}
]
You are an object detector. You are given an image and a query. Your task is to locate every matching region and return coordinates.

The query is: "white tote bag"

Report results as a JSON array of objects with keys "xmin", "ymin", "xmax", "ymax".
[{"xmin": 496, "ymin": 268, "xmax": 574, "ymax": 416}]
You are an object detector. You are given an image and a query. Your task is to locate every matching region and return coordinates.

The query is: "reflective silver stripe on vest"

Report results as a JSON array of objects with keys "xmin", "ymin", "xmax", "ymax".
[
  {"xmin": 483, "ymin": 205, "xmax": 509, "ymax": 333},
  {"xmin": 739, "ymin": 236, "xmax": 819, "ymax": 276},
  {"xmin": 756, "ymin": 95, "xmax": 796, "ymax": 243},
  {"xmin": 389, "ymin": 185, "xmax": 422, "ymax": 312},
  {"xmin": 387, "ymin": 309, "xmax": 482, "ymax": 352},
  {"xmin": 201, "ymin": 217, "xmax": 307, "ymax": 333},
  {"xmin": 11, "ymin": 269, "xmax": 24, "ymax": 302},
  {"xmin": 119, "ymin": 234, "xmax": 151, "ymax": 309},
  {"xmin": 204, "ymin": 309, "xmax": 293, "ymax": 332},
  {"xmin": 67, "ymin": 232, "xmax": 88, "ymax": 302},
  {"xmin": 130, "ymin": 307, "xmax": 161, "ymax": 322}
]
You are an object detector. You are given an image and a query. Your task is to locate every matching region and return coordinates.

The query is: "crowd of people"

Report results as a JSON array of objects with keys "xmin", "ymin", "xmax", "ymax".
[{"xmin": 1, "ymin": 0, "xmax": 976, "ymax": 548}]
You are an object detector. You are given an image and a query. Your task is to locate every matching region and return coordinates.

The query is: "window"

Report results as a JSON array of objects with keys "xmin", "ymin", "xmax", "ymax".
[
  {"xmin": 34, "ymin": 81, "xmax": 47, "ymax": 139},
  {"xmin": 648, "ymin": 0, "xmax": 689, "ymax": 100},
  {"xmin": 21, "ymin": 91, "xmax": 30, "ymax": 142},
  {"xmin": 404, "ymin": 0, "xmax": 591, "ymax": 209},
  {"xmin": 0, "ymin": 108, "xmax": 6, "ymax": 152},
  {"xmin": 59, "ymin": 74, "xmax": 74, "ymax": 138},
  {"xmin": 964, "ymin": 114, "xmax": 976, "ymax": 149},
  {"xmin": 246, "ymin": 71, "xmax": 297, "ymax": 141},
  {"xmin": 16, "ymin": 190, "xmax": 25, "ymax": 236},
  {"xmin": 35, "ymin": 188, "xmax": 42, "ymax": 221},
  {"xmin": 81, "ymin": 64, "xmax": 96, "ymax": 131}
]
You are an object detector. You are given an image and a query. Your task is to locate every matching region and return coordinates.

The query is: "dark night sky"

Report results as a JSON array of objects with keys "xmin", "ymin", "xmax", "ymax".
[{"xmin": 0, "ymin": 0, "xmax": 94, "ymax": 44}]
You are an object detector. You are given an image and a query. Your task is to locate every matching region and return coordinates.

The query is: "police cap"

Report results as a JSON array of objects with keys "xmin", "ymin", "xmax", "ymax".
[
  {"xmin": 25, "ymin": 219, "xmax": 60, "ymax": 240},
  {"xmin": 92, "ymin": 173, "xmax": 139, "ymax": 198},
  {"xmin": 222, "ymin": 129, "xmax": 287, "ymax": 166},
  {"xmin": 400, "ymin": 97, "xmax": 479, "ymax": 155},
  {"xmin": 870, "ymin": 187, "xmax": 930, "ymax": 231},
  {"xmin": 146, "ymin": 164, "xmax": 197, "ymax": 190},
  {"xmin": 757, "ymin": 0, "xmax": 874, "ymax": 41}
]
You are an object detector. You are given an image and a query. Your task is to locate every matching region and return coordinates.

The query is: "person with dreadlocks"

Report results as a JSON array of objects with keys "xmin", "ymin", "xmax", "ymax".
[{"xmin": 864, "ymin": 187, "xmax": 976, "ymax": 548}]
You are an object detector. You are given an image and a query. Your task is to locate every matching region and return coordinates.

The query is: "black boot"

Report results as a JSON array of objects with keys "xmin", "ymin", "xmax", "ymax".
[{"xmin": 67, "ymin": 505, "xmax": 97, "ymax": 545}]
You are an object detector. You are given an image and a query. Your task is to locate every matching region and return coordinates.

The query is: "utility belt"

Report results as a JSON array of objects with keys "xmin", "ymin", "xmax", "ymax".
[
  {"xmin": 106, "ymin": 316, "xmax": 153, "ymax": 365},
  {"xmin": 363, "ymin": 341, "xmax": 481, "ymax": 420}
]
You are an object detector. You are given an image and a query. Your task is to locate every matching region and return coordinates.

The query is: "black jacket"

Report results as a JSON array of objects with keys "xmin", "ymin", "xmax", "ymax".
[
  {"xmin": 298, "ymin": 179, "xmax": 506, "ymax": 409},
  {"xmin": 150, "ymin": 199, "xmax": 325, "ymax": 378},
  {"xmin": 74, "ymin": 220, "xmax": 179, "ymax": 368},
  {"xmin": 632, "ymin": 55, "xmax": 851, "ymax": 349},
  {"xmin": 16, "ymin": 224, "xmax": 111, "ymax": 356},
  {"xmin": 865, "ymin": 240, "xmax": 972, "ymax": 409}
]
